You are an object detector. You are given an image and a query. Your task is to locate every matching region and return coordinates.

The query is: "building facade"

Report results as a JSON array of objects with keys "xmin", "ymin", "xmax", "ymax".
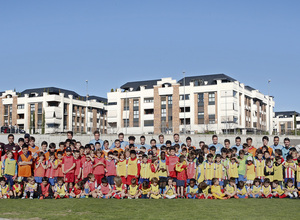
[
  {"xmin": 0, "ymin": 87, "xmax": 107, "ymax": 134},
  {"xmin": 273, "ymin": 111, "xmax": 300, "ymax": 135},
  {"xmin": 107, "ymin": 74, "xmax": 275, "ymax": 135}
]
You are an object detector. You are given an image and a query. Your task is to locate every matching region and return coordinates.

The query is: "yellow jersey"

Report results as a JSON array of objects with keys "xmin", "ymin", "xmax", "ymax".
[
  {"xmin": 127, "ymin": 158, "xmax": 138, "ymax": 176},
  {"xmin": 297, "ymin": 165, "xmax": 300, "ymax": 182},
  {"xmin": 273, "ymin": 163, "xmax": 283, "ymax": 182},
  {"xmin": 150, "ymin": 184, "xmax": 160, "ymax": 193},
  {"xmin": 202, "ymin": 186, "xmax": 210, "ymax": 196},
  {"xmin": 158, "ymin": 159, "xmax": 168, "ymax": 177},
  {"xmin": 214, "ymin": 163, "xmax": 224, "ymax": 179},
  {"xmin": 251, "ymin": 185, "xmax": 261, "ymax": 194},
  {"xmin": 140, "ymin": 163, "xmax": 150, "ymax": 179},
  {"xmin": 246, "ymin": 164, "xmax": 255, "ymax": 181},
  {"xmin": 226, "ymin": 184, "xmax": 235, "ymax": 194},
  {"xmin": 237, "ymin": 186, "xmax": 247, "ymax": 195},
  {"xmin": 165, "ymin": 186, "xmax": 176, "ymax": 196},
  {"xmin": 262, "ymin": 185, "xmax": 271, "ymax": 195},
  {"xmin": 196, "ymin": 164, "xmax": 205, "ymax": 183},
  {"xmin": 255, "ymin": 159, "xmax": 265, "ymax": 177},
  {"xmin": 272, "ymin": 185, "xmax": 284, "ymax": 195},
  {"xmin": 204, "ymin": 162, "xmax": 214, "ymax": 180},
  {"xmin": 228, "ymin": 162, "xmax": 238, "ymax": 178},
  {"xmin": 211, "ymin": 185, "xmax": 222, "ymax": 194},
  {"xmin": 116, "ymin": 159, "xmax": 127, "ymax": 176},
  {"xmin": 265, "ymin": 166, "xmax": 274, "ymax": 182},
  {"xmin": 128, "ymin": 185, "xmax": 139, "ymax": 196}
]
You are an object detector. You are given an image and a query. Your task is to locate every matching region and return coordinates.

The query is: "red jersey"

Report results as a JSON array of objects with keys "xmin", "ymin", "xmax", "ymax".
[
  {"xmin": 187, "ymin": 161, "xmax": 196, "ymax": 179},
  {"xmin": 82, "ymin": 160, "xmax": 93, "ymax": 179},
  {"xmin": 74, "ymin": 158, "xmax": 82, "ymax": 176},
  {"xmin": 62, "ymin": 155, "xmax": 75, "ymax": 174},
  {"xmin": 98, "ymin": 183, "xmax": 111, "ymax": 195},
  {"xmin": 166, "ymin": 155, "xmax": 179, "ymax": 177},
  {"xmin": 87, "ymin": 180, "xmax": 97, "ymax": 191},
  {"xmin": 45, "ymin": 160, "xmax": 55, "ymax": 178},
  {"xmin": 105, "ymin": 159, "xmax": 117, "ymax": 176},
  {"xmin": 93, "ymin": 157, "xmax": 105, "ymax": 175},
  {"xmin": 34, "ymin": 161, "xmax": 46, "ymax": 177}
]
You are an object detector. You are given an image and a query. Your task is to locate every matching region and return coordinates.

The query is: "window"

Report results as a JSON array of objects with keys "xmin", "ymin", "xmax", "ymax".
[
  {"xmin": 144, "ymin": 109, "xmax": 154, "ymax": 114},
  {"xmin": 198, "ymin": 93, "xmax": 204, "ymax": 106},
  {"xmin": 144, "ymin": 98, "xmax": 153, "ymax": 103},
  {"xmin": 108, "ymin": 102, "xmax": 117, "ymax": 105},
  {"xmin": 30, "ymin": 104, "xmax": 35, "ymax": 112},
  {"xmin": 209, "ymin": 114, "xmax": 215, "ymax": 124},
  {"xmin": 161, "ymin": 109, "xmax": 166, "ymax": 117},
  {"xmin": 133, "ymin": 100, "xmax": 139, "ymax": 107},
  {"xmin": 180, "ymin": 94, "xmax": 190, "ymax": 100},
  {"xmin": 209, "ymin": 93, "xmax": 215, "ymax": 105},
  {"xmin": 233, "ymin": 90, "xmax": 237, "ymax": 97},
  {"xmin": 123, "ymin": 119, "xmax": 129, "ymax": 127},
  {"xmin": 144, "ymin": 120, "xmax": 154, "ymax": 127},
  {"xmin": 17, "ymin": 104, "xmax": 24, "ymax": 109},
  {"xmin": 134, "ymin": 111, "xmax": 139, "ymax": 118},
  {"xmin": 168, "ymin": 96, "xmax": 172, "ymax": 105},
  {"xmin": 123, "ymin": 99, "xmax": 129, "ymax": 110}
]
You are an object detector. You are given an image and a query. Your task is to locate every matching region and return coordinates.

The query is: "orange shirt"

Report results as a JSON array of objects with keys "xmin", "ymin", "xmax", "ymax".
[
  {"xmin": 260, "ymin": 146, "xmax": 272, "ymax": 156},
  {"xmin": 18, "ymin": 153, "xmax": 33, "ymax": 177},
  {"xmin": 248, "ymin": 146, "xmax": 257, "ymax": 156}
]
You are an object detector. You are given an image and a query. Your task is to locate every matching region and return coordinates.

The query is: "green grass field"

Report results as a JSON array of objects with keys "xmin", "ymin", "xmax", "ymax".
[{"xmin": 0, "ymin": 198, "xmax": 298, "ymax": 219}]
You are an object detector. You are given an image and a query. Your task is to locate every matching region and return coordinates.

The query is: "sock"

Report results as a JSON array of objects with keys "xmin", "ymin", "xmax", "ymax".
[
  {"xmin": 30, "ymin": 192, "xmax": 34, "ymax": 198},
  {"xmin": 293, "ymin": 192, "xmax": 298, "ymax": 197},
  {"xmin": 288, "ymin": 193, "xmax": 293, "ymax": 197}
]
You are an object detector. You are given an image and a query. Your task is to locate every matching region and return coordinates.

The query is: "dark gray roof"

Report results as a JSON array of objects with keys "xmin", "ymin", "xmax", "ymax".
[
  {"xmin": 275, "ymin": 111, "xmax": 299, "ymax": 118},
  {"xmin": 0, "ymin": 91, "xmax": 4, "ymax": 96},
  {"xmin": 178, "ymin": 73, "xmax": 236, "ymax": 86},
  {"xmin": 20, "ymin": 87, "xmax": 107, "ymax": 103},
  {"xmin": 121, "ymin": 79, "xmax": 160, "ymax": 91},
  {"xmin": 245, "ymin": 85, "xmax": 256, "ymax": 91}
]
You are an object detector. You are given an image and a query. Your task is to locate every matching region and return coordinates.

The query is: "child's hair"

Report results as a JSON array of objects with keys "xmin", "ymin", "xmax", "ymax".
[
  {"xmin": 230, "ymin": 156, "xmax": 237, "ymax": 161},
  {"xmin": 152, "ymin": 156, "xmax": 158, "ymax": 163},
  {"xmin": 286, "ymin": 178, "xmax": 294, "ymax": 184},
  {"xmin": 95, "ymin": 148, "xmax": 102, "ymax": 154},
  {"xmin": 42, "ymin": 177, "xmax": 49, "ymax": 182},
  {"xmin": 0, "ymin": 177, "xmax": 6, "ymax": 183},
  {"xmin": 206, "ymin": 153, "xmax": 213, "ymax": 159},
  {"xmin": 107, "ymin": 151, "xmax": 113, "ymax": 157},
  {"xmin": 130, "ymin": 150, "xmax": 136, "ymax": 155},
  {"xmin": 275, "ymin": 149, "xmax": 282, "ymax": 156},
  {"xmin": 209, "ymin": 146, "xmax": 216, "ymax": 152},
  {"xmin": 286, "ymin": 155, "xmax": 293, "ymax": 161},
  {"xmin": 275, "ymin": 156, "xmax": 282, "ymax": 162},
  {"xmin": 187, "ymin": 154, "xmax": 194, "ymax": 160},
  {"xmin": 161, "ymin": 146, "xmax": 167, "ymax": 151},
  {"xmin": 242, "ymin": 143, "xmax": 248, "ymax": 149},
  {"xmin": 179, "ymin": 155, "xmax": 185, "ymax": 161},
  {"xmin": 181, "ymin": 148, "xmax": 187, "ymax": 153},
  {"xmin": 229, "ymin": 177, "xmax": 236, "ymax": 183},
  {"xmin": 22, "ymin": 145, "xmax": 28, "ymax": 150},
  {"xmin": 273, "ymin": 180, "xmax": 279, "ymax": 185},
  {"xmin": 76, "ymin": 181, "xmax": 84, "ymax": 189},
  {"xmin": 38, "ymin": 152, "xmax": 45, "ymax": 158},
  {"xmin": 256, "ymin": 149, "xmax": 263, "ymax": 155},
  {"xmin": 199, "ymin": 181, "xmax": 208, "ymax": 190},
  {"xmin": 57, "ymin": 177, "xmax": 64, "ymax": 183},
  {"xmin": 253, "ymin": 178, "xmax": 261, "ymax": 185},
  {"xmin": 221, "ymin": 148, "xmax": 228, "ymax": 154},
  {"xmin": 239, "ymin": 150, "xmax": 245, "ymax": 155},
  {"xmin": 151, "ymin": 177, "xmax": 159, "ymax": 184},
  {"xmin": 142, "ymin": 181, "xmax": 149, "ymax": 189},
  {"xmin": 101, "ymin": 177, "xmax": 108, "ymax": 184},
  {"xmin": 142, "ymin": 154, "xmax": 148, "ymax": 159},
  {"xmin": 131, "ymin": 178, "xmax": 137, "ymax": 185},
  {"xmin": 264, "ymin": 178, "xmax": 270, "ymax": 184},
  {"xmin": 237, "ymin": 181, "xmax": 245, "ymax": 189},
  {"xmin": 212, "ymin": 178, "xmax": 218, "ymax": 185},
  {"xmin": 57, "ymin": 151, "xmax": 63, "ymax": 156},
  {"xmin": 6, "ymin": 150, "xmax": 12, "ymax": 155},
  {"xmin": 27, "ymin": 176, "xmax": 35, "ymax": 182},
  {"xmin": 189, "ymin": 178, "xmax": 196, "ymax": 184},
  {"xmin": 114, "ymin": 176, "xmax": 122, "ymax": 186},
  {"xmin": 266, "ymin": 158, "xmax": 272, "ymax": 164},
  {"xmin": 214, "ymin": 154, "xmax": 221, "ymax": 162},
  {"xmin": 87, "ymin": 173, "xmax": 95, "ymax": 179},
  {"xmin": 169, "ymin": 147, "xmax": 176, "ymax": 152},
  {"xmin": 198, "ymin": 155, "xmax": 204, "ymax": 164}
]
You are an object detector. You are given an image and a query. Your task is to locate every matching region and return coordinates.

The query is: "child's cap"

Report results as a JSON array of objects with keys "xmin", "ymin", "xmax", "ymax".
[
  {"xmin": 247, "ymin": 156, "xmax": 253, "ymax": 161},
  {"xmin": 66, "ymin": 147, "xmax": 72, "ymax": 152}
]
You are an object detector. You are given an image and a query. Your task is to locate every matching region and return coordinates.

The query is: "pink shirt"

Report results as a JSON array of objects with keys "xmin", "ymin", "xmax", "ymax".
[
  {"xmin": 105, "ymin": 159, "xmax": 117, "ymax": 176},
  {"xmin": 187, "ymin": 161, "xmax": 196, "ymax": 179},
  {"xmin": 74, "ymin": 158, "xmax": 82, "ymax": 176},
  {"xmin": 46, "ymin": 160, "xmax": 55, "ymax": 178},
  {"xmin": 93, "ymin": 157, "xmax": 105, "ymax": 175},
  {"xmin": 34, "ymin": 161, "xmax": 45, "ymax": 177},
  {"xmin": 82, "ymin": 161, "xmax": 93, "ymax": 179},
  {"xmin": 62, "ymin": 155, "xmax": 75, "ymax": 173}
]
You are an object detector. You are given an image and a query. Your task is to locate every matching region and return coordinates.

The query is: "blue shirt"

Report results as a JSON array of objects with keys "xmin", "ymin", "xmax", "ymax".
[
  {"xmin": 270, "ymin": 144, "xmax": 283, "ymax": 155},
  {"xmin": 110, "ymin": 141, "xmax": 129, "ymax": 150},
  {"xmin": 156, "ymin": 143, "xmax": 165, "ymax": 149},
  {"xmin": 136, "ymin": 144, "xmax": 151, "ymax": 150},
  {"xmin": 89, "ymin": 139, "xmax": 104, "ymax": 149},
  {"xmin": 281, "ymin": 147, "xmax": 290, "ymax": 160},
  {"xmin": 208, "ymin": 143, "xmax": 224, "ymax": 154},
  {"xmin": 172, "ymin": 142, "xmax": 183, "ymax": 147},
  {"xmin": 231, "ymin": 145, "xmax": 243, "ymax": 154}
]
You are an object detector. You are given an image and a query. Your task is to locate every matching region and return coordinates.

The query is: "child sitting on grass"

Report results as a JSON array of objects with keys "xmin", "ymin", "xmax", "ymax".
[
  {"xmin": 149, "ymin": 177, "xmax": 161, "ymax": 199},
  {"xmin": 163, "ymin": 178, "xmax": 177, "ymax": 199},
  {"xmin": 12, "ymin": 179, "xmax": 22, "ymax": 199},
  {"xmin": 70, "ymin": 181, "xmax": 84, "ymax": 199},
  {"xmin": 249, "ymin": 178, "xmax": 262, "ymax": 198},
  {"xmin": 38, "ymin": 177, "xmax": 53, "ymax": 199},
  {"xmin": 237, "ymin": 181, "xmax": 248, "ymax": 198},
  {"xmin": 126, "ymin": 178, "xmax": 140, "ymax": 199},
  {"xmin": 211, "ymin": 178, "xmax": 227, "ymax": 200},
  {"xmin": 112, "ymin": 176, "xmax": 126, "ymax": 199},
  {"xmin": 54, "ymin": 177, "xmax": 69, "ymax": 199},
  {"xmin": 97, "ymin": 177, "xmax": 112, "ymax": 199},
  {"xmin": 198, "ymin": 181, "xmax": 212, "ymax": 199},
  {"xmin": 261, "ymin": 178, "xmax": 272, "ymax": 198},
  {"xmin": 22, "ymin": 176, "xmax": 37, "ymax": 199},
  {"xmin": 0, "ymin": 177, "xmax": 12, "ymax": 199},
  {"xmin": 186, "ymin": 178, "xmax": 198, "ymax": 199},
  {"xmin": 225, "ymin": 177, "xmax": 238, "ymax": 199}
]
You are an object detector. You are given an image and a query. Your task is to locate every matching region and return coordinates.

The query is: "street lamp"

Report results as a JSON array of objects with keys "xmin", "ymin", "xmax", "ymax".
[
  {"xmin": 86, "ymin": 80, "xmax": 89, "ymax": 134},
  {"xmin": 268, "ymin": 79, "xmax": 271, "ymax": 135},
  {"xmin": 183, "ymin": 71, "xmax": 186, "ymax": 134}
]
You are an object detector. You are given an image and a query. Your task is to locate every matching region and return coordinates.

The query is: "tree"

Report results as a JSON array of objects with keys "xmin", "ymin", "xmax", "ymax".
[{"xmin": 110, "ymin": 88, "xmax": 114, "ymax": 92}]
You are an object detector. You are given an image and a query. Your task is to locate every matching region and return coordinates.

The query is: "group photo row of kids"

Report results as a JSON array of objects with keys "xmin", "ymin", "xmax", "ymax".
[{"xmin": 0, "ymin": 131, "xmax": 299, "ymax": 200}]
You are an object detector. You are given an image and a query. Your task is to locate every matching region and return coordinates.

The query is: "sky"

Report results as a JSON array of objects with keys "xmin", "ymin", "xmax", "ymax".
[{"xmin": 1, "ymin": 0, "xmax": 299, "ymax": 112}]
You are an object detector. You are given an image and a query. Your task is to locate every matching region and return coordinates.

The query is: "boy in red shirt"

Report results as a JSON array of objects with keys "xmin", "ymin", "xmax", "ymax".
[
  {"xmin": 93, "ymin": 149, "xmax": 106, "ymax": 185},
  {"xmin": 73, "ymin": 150, "xmax": 82, "ymax": 183},
  {"xmin": 166, "ymin": 147, "xmax": 179, "ymax": 180},
  {"xmin": 62, "ymin": 147, "xmax": 76, "ymax": 189},
  {"xmin": 82, "ymin": 154, "xmax": 94, "ymax": 180},
  {"xmin": 105, "ymin": 152, "xmax": 118, "ymax": 186}
]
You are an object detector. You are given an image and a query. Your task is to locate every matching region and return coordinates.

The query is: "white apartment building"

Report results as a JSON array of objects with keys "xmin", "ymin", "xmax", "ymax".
[
  {"xmin": 0, "ymin": 87, "xmax": 107, "ymax": 134},
  {"xmin": 273, "ymin": 111, "xmax": 300, "ymax": 135},
  {"xmin": 107, "ymin": 74, "xmax": 275, "ymax": 135}
]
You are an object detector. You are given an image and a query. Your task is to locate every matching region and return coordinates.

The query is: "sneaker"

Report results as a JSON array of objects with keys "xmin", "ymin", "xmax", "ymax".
[
  {"xmin": 21, "ymin": 196, "xmax": 26, "ymax": 199},
  {"xmin": 3, "ymin": 195, "xmax": 7, "ymax": 199},
  {"xmin": 29, "ymin": 196, "xmax": 33, "ymax": 199},
  {"xmin": 234, "ymin": 195, "xmax": 239, "ymax": 199},
  {"xmin": 39, "ymin": 196, "xmax": 44, "ymax": 200}
]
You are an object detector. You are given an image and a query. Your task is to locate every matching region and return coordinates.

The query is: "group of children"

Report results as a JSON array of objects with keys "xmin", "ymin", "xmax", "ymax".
[{"xmin": 0, "ymin": 133, "xmax": 299, "ymax": 200}]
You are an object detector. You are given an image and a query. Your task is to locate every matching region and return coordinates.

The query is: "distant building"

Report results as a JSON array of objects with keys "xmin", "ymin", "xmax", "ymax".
[
  {"xmin": 0, "ymin": 87, "xmax": 107, "ymax": 134},
  {"xmin": 107, "ymin": 74, "xmax": 275, "ymax": 134},
  {"xmin": 273, "ymin": 111, "xmax": 300, "ymax": 135}
]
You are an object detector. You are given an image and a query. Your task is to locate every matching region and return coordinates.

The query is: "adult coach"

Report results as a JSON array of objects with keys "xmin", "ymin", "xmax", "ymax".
[
  {"xmin": 89, "ymin": 131, "xmax": 103, "ymax": 148},
  {"xmin": 4, "ymin": 134, "xmax": 20, "ymax": 160},
  {"xmin": 208, "ymin": 135, "xmax": 224, "ymax": 154}
]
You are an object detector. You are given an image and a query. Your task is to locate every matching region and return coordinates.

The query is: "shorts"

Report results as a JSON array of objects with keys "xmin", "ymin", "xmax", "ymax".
[
  {"xmin": 126, "ymin": 175, "xmax": 138, "ymax": 186},
  {"xmin": 120, "ymin": 176, "xmax": 126, "ymax": 184},
  {"xmin": 238, "ymin": 174, "xmax": 247, "ymax": 182},
  {"xmin": 285, "ymin": 178, "xmax": 294, "ymax": 183},
  {"xmin": 246, "ymin": 180, "xmax": 253, "ymax": 185},
  {"xmin": 297, "ymin": 182, "xmax": 300, "ymax": 188},
  {"xmin": 139, "ymin": 178, "xmax": 149, "ymax": 184},
  {"xmin": 34, "ymin": 177, "xmax": 43, "ymax": 183},
  {"xmin": 159, "ymin": 177, "xmax": 168, "ymax": 183},
  {"xmin": 206, "ymin": 180, "xmax": 212, "ymax": 185},
  {"xmin": 94, "ymin": 174, "xmax": 104, "ymax": 185},
  {"xmin": 219, "ymin": 181, "xmax": 224, "ymax": 186},
  {"xmin": 141, "ymin": 194, "xmax": 148, "ymax": 199},
  {"xmin": 49, "ymin": 178, "xmax": 55, "ymax": 186},
  {"xmin": 65, "ymin": 173, "xmax": 75, "ymax": 183},
  {"xmin": 249, "ymin": 194, "xmax": 260, "ymax": 198},
  {"xmin": 177, "ymin": 180, "xmax": 185, "ymax": 187},
  {"xmin": 238, "ymin": 194, "xmax": 247, "ymax": 198},
  {"xmin": 106, "ymin": 175, "xmax": 115, "ymax": 185}
]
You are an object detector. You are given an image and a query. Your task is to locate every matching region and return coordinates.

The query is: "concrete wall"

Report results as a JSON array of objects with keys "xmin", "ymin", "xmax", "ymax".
[{"xmin": 1, "ymin": 134, "xmax": 300, "ymax": 148}]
